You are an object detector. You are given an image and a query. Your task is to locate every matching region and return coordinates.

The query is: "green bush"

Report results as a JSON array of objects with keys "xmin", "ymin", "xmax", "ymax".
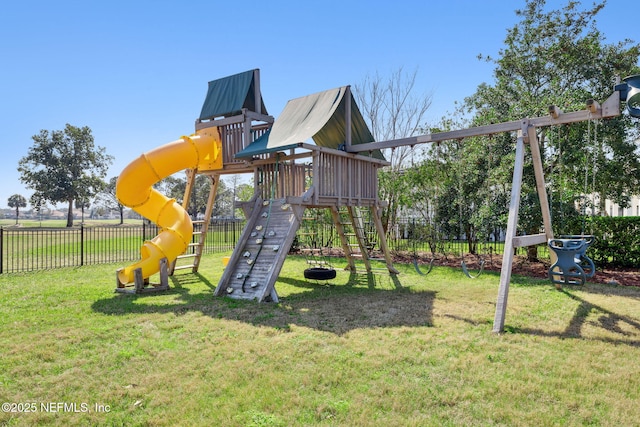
[{"xmin": 562, "ymin": 216, "xmax": 640, "ymax": 267}]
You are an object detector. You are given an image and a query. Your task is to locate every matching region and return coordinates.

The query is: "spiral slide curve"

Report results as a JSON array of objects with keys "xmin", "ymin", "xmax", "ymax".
[{"xmin": 115, "ymin": 128, "xmax": 223, "ymax": 285}]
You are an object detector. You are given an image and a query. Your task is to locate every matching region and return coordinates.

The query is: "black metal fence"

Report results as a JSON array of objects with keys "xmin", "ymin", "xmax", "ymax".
[
  {"xmin": 0, "ymin": 220, "xmax": 245, "ymax": 274},
  {"xmin": 0, "ymin": 217, "xmax": 550, "ymax": 275}
]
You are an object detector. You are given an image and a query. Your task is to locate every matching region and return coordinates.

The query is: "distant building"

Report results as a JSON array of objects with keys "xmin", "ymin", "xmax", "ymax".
[{"xmin": 605, "ymin": 195, "xmax": 640, "ymax": 217}]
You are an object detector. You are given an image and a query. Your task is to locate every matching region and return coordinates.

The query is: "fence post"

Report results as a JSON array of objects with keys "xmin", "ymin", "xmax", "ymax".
[
  {"xmin": 80, "ymin": 224, "xmax": 84, "ymax": 266},
  {"xmin": 0, "ymin": 227, "xmax": 3, "ymax": 274}
]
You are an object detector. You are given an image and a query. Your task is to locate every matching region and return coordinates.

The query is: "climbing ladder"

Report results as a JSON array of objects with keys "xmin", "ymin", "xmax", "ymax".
[
  {"xmin": 298, "ymin": 209, "xmax": 332, "ymax": 268},
  {"xmin": 170, "ymin": 172, "xmax": 219, "ymax": 274},
  {"xmin": 330, "ymin": 206, "xmax": 375, "ymax": 272},
  {"xmin": 214, "ymin": 197, "xmax": 303, "ymax": 302}
]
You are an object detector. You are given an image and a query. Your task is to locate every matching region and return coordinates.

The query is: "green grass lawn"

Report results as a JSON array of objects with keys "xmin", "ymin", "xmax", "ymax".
[{"xmin": 1, "ymin": 254, "xmax": 639, "ymax": 426}]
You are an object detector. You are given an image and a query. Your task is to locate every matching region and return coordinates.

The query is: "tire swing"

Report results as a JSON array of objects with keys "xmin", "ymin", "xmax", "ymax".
[
  {"xmin": 302, "ymin": 208, "xmax": 337, "ymax": 283},
  {"xmin": 304, "ymin": 266, "xmax": 337, "ymax": 281}
]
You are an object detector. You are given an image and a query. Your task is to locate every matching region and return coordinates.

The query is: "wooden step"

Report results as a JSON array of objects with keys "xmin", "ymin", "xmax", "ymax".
[
  {"xmin": 176, "ymin": 254, "xmax": 197, "ymax": 260},
  {"xmin": 173, "ymin": 264, "xmax": 196, "ymax": 271}
]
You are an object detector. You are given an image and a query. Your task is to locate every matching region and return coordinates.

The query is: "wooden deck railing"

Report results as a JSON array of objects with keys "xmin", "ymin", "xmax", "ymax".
[
  {"xmin": 256, "ymin": 163, "xmax": 309, "ymax": 200},
  {"xmin": 252, "ymin": 146, "xmax": 388, "ymax": 207},
  {"xmin": 312, "ymin": 148, "xmax": 385, "ymax": 206},
  {"xmin": 219, "ymin": 122, "xmax": 271, "ymax": 165}
]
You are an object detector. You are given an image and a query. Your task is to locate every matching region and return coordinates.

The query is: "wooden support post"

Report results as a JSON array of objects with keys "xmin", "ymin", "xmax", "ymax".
[
  {"xmin": 254, "ymin": 69, "xmax": 262, "ymax": 115},
  {"xmin": 493, "ymin": 130, "xmax": 526, "ymax": 333},
  {"xmin": 134, "ymin": 268, "xmax": 145, "ymax": 293},
  {"xmin": 528, "ymin": 129, "xmax": 556, "ymax": 263},
  {"xmin": 158, "ymin": 257, "xmax": 169, "ymax": 289},
  {"xmin": 529, "ymin": 129, "xmax": 554, "ymax": 237},
  {"xmin": 345, "ymin": 86, "xmax": 352, "ymax": 151},
  {"xmin": 370, "ymin": 206, "xmax": 399, "ymax": 274},
  {"xmin": 114, "ymin": 258, "xmax": 169, "ymax": 294},
  {"xmin": 269, "ymin": 287, "xmax": 279, "ymax": 303},
  {"xmin": 330, "ymin": 206, "xmax": 356, "ymax": 272},
  {"xmin": 243, "ymin": 110, "xmax": 251, "ymax": 151},
  {"xmin": 115, "ymin": 268, "xmax": 125, "ymax": 289}
]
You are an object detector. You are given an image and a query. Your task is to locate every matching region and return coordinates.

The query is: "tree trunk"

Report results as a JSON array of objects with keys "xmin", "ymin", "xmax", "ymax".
[
  {"xmin": 66, "ymin": 199, "xmax": 74, "ymax": 227},
  {"xmin": 526, "ymin": 225, "xmax": 539, "ymax": 261},
  {"xmin": 526, "ymin": 245, "xmax": 538, "ymax": 262},
  {"xmin": 119, "ymin": 206, "xmax": 124, "ymax": 225},
  {"xmin": 15, "ymin": 207, "xmax": 18, "ymax": 225}
]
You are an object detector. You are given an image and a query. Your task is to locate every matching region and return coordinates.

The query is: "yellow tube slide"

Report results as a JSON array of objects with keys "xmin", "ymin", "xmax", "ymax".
[{"xmin": 116, "ymin": 128, "xmax": 222, "ymax": 284}]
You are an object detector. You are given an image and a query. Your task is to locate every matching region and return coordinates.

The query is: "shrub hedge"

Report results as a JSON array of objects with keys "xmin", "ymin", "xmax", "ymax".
[{"xmin": 563, "ymin": 216, "xmax": 640, "ymax": 267}]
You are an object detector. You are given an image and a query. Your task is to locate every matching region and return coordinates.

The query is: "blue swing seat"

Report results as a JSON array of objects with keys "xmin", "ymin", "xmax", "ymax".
[
  {"xmin": 560, "ymin": 235, "xmax": 596, "ymax": 278},
  {"xmin": 548, "ymin": 238, "xmax": 588, "ymax": 286}
]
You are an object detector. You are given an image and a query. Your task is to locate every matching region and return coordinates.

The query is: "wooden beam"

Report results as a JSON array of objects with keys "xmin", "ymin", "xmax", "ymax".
[
  {"xmin": 548, "ymin": 105, "xmax": 562, "ymax": 119},
  {"xmin": 330, "ymin": 206, "xmax": 356, "ymax": 272},
  {"xmin": 345, "ymin": 86, "xmax": 352, "ymax": 151},
  {"xmin": 196, "ymin": 114, "xmax": 245, "ymax": 130},
  {"xmin": 195, "ymin": 111, "xmax": 274, "ymax": 131},
  {"xmin": 528, "ymin": 128, "xmax": 554, "ymax": 242},
  {"xmin": 493, "ymin": 131, "xmax": 526, "ymax": 333},
  {"xmin": 346, "ymin": 91, "xmax": 622, "ymax": 153},
  {"xmin": 512, "ymin": 233, "xmax": 548, "ymax": 248},
  {"xmin": 299, "ymin": 143, "xmax": 390, "ymax": 166},
  {"xmin": 254, "ymin": 69, "xmax": 262, "ymax": 115},
  {"xmin": 370, "ymin": 206, "xmax": 399, "ymax": 274}
]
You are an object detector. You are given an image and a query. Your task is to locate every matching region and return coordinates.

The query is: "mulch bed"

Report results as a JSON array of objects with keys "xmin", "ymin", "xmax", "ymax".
[
  {"xmin": 299, "ymin": 248, "xmax": 640, "ymax": 287},
  {"xmin": 408, "ymin": 253, "xmax": 640, "ymax": 287}
]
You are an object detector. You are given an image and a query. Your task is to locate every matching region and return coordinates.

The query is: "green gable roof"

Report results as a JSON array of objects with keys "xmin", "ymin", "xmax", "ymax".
[{"xmin": 199, "ymin": 69, "xmax": 268, "ymax": 120}]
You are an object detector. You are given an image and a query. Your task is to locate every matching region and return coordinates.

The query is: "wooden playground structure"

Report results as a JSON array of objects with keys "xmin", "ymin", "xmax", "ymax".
[{"xmin": 116, "ymin": 69, "xmax": 640, "ymax": 333}]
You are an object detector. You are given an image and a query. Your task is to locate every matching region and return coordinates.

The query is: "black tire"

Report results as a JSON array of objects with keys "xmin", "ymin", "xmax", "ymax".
[{"xmin": 304, "ymin": 267, "xmax": 337, "ymax": 281}]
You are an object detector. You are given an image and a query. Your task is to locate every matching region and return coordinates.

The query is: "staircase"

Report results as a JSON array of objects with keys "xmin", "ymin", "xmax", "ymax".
[{"xmin": 214, "ymin": 197, "xmax": 303, "ymax": 302}]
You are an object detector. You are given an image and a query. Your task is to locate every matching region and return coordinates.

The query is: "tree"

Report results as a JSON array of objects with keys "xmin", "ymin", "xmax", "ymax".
[
  {"xmin": 354, "ymin": 67, "xmax": 433, "ymax": 231},
  {"xmin": 18, "ymin": 124, "xmax": 113, "ymax": 227},
  {"xmin": 466, "ymin": 0, "xmax": 640, "ymax": 259},
  {"xmin": 7, "ymin": 194, "xmax": 27, "ymax": 225},
  {"xmin": 29, "ymin": 194, "xmax": 48, "ymax": 225},
  {"xmin": 95, "ymin": 176, "xmax": 125, "ymax": 224},
  {"xmin": 75, "ymin": 197, "xmax": 90, "ymax": 224},
  {"xmin": 154, "ymin": 173, "xmax": 217, "ymax": 219}
]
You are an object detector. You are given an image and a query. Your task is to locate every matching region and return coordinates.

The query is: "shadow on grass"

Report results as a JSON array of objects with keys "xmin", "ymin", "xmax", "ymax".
[
  {"xmin": 508, "ymin": 288, "xmax": 640, "ymax": 347},
  {"xmin": 92, "ymin": 271, "xmax": 435, "ymax": 335},
  {"xmin": 277, "ymin": 270, "xmax": 403, "ymax": 291}
]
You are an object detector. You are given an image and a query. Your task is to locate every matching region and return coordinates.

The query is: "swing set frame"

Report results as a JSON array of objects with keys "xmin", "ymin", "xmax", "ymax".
[{"xmin": 346, "ymin": 81, "xmax": 632, "ymax": 333}]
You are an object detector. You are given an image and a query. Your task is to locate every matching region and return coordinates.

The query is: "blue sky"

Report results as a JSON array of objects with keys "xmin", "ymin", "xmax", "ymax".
[{"xmin": 0, "ymin": 0, "xmax": 635, "ymax": 210}]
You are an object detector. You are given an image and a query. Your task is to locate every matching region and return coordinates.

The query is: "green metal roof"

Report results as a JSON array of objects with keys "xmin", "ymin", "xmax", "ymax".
[
  {"xmin": 236, "ymin": 86, "xmax": 383, "ymax": 160},
  {"xmin": 199, "ymin": 69, "xmax": 268, "ymax": 120},
  {"xmin": 235, "ymin": 130, "xmax": 300, "ymax": 159}
]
